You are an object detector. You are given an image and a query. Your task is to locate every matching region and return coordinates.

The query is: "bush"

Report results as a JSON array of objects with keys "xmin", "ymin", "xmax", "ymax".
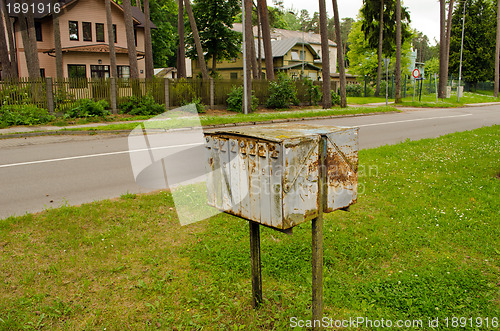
[
  {"xmin": 303, "ymin": 78, "xmax": 322, "ymax": 105},
  {"xmin": 346, "ymin": 84, "xmax": 363, "ymax": 97},
  {"xmin": 65, "ymin": 99, "xmax": 110, "ymax": 118},
  {"xmin": 331, "ymin": 91, "xmax": 341, "ymax": 106},
  {"xmin": 119, "ymin": 95, "xmax": 164, "ymax": 116},
  {"xmin": 226, "ymin": 86, "xmax": 258, "ymax": 113},
  {"xmin": 0, "ymin": 104, "xmax": 55, "ymax": 127},
  {"xmin": 172, "ymin": 79, "xmax": 206, "ymax": 113},
  {"xmin": 266, "ymin": 73, "xmax": 299, "ymax": 109},
  {"xmin": 0, "ymin": 85, "xmax": 33, "ymax": 105}
]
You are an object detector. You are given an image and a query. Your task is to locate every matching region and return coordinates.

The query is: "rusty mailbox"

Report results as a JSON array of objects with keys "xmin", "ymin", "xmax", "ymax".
[{"xmin": 204, "ymin": 123, "xmax": 358, "ymax": 229}]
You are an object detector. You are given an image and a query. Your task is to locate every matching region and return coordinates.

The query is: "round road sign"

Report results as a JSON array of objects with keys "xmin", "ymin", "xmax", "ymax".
[{"xmin": 412, "ymin": 68, "xmax": 420, "ymax": 79}]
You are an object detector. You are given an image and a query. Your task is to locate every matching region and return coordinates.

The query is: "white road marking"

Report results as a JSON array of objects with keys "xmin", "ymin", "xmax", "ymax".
[{"xmin": 0, "ymin": 113, "xmax": 474, "ymax": 169}]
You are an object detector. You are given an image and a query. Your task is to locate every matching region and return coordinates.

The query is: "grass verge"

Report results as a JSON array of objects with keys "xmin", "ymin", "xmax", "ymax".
[{"xmin": 0, "ymin": 126, "xmax": 498, "ymax": 329}]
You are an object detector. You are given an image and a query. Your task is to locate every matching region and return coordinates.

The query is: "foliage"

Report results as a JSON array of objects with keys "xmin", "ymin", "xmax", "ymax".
[
  {"xmin": 266, "ymin": 73, "xmax": 299, "ymax": 108},
  {"xmin": 425, "ymin": 57, "xmax": 439, "ymax": 76},
  {"xmin": 412, "ymin": 30, "xmax": 436, "ymax": 63},
  {"xmin": 331, "ymin": 91, "xmax": 341, "ymax": 105},
  {"xmin": 187, "ymin": 0, "xmax": 242, "ymax": 72},
  {"xmin": 345, "ymin": 84, "xmax": 364, "ymax": 97},
  {"xmin": 347, "ymin": 21, "xmax": 413, "ymax": 79},
  {"xmin": 0, "ymin": 85, "xmax": 33, "ymax": 105},
  {"xmin": 119, "ymin": 95, "xmax": 164, "ymax": 116},
  {"xmin": 449, "ymin": 0, "xmax": 496, "ymax": 86},
  {"xmin": 226, "ymin": 86, "xmax": 258, "ymax": 113},
  {"xmin": 149, "ymin": 0, "xmax": 178, "ymax": 68},
  {"xmin": 0, "ymin": 104, "xmax": 55, "ymax": 127},
  {"xmin": 302, "ymin": 78, "xmax": 322, "ymax": 105},
  {"xmin": 172, "ymin": 79, "xmax": 205, "ymax": 113},
  {"xmin": 65, "ymin": 99, "xmax": 110, "ymax": 118}
]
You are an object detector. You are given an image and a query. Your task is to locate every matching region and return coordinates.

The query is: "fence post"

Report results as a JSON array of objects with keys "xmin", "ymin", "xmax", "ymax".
[
  {"xmin": 45, "ymin": 77, "xmax": 55, "ymax": 113},
  {"xmin": 429, "ymin": 74, "xmax": 432, "ymax": 94},
  {"xmin": 404, "ymin": 75, "xmax": 407, "ymax": 98},
  {"xmin": 364, "ymin": 75, "xmax": 367, "ymax": 97},
  {"xmin": 109, "ymin": 77, "xmax": 117, "ymax": 114},
  {"xmin": 164, "ymin": 78, "xmax": 170, "ymax": 110},
  {"xmin": 391, "ymin": 75, "xmax": 394, "ymax": 99},
  {"xmin": 210, "ymin": 77, "xmax": 214, "ymax": 109}
]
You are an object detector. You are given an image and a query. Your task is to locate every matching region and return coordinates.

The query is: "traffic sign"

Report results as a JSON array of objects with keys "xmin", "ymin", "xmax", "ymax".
[{"xmin": 412, "ymin": 68, "xmax": 420, "ymax": 79}]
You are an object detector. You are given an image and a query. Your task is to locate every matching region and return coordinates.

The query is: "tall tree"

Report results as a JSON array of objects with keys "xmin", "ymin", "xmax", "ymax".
[
  {"xmin": 184, "ymin": 0, "xmax": 209, "ymax": 79},
  {"xmin": 52, "ymin": 0, "xmax": 64, "ymax": 79},
  {"xmin": 256, "ymin": 0, "xmax": 263, "ymax": 79},
  {"xmin": 0, "ymin": 3, "xmax": 12, "ymax": 78},
  {"xmin": 445, "ymin": 0, "xmax": 454, "ymax": 82},
  {"xmin": 18, "ymin": 10, "xmax": 40, "ymax": 78},
  {"xmin": 123, "ymin": 0, "xmax": 139, "ymax": 78},
  {"xmin": 177, "ymin": 0, "xmax": 186, "ymax": 77},
  {"xmin": 438, "ymin": 0, "xmax": 447, "ymax": 98},
  {"xmin": 395, "ymin": 0, "xmax": 401, "ymax": 103},
  {"xmin": 106, "ymin": 0, "xmax": 118, "ymax": 78},
  {"xmin": 248, "ymin": 1, "xmax": 258, "ymax": 79},
  {"xmin": 332, "ymin": 0, "xmax": 346, "ymax": 107},
  {"xmin": 144, "ymin": 0, "xmax": 154, "ymax": 78},
  {"xmin": 495, "ymin": 0, "xmax": 500, "ymax": 97},
  {"xmin": 1, "ymin": 0, "xmax": 17, "ymax": 77},
  {"xmin": 319, "ymin": 0, "xmax": 331, "ymax": 108},
  {"xmin": 259, "ymin": 0, "xmax": 274, "ymax": 79},
  {"xmin": 244, "ymin": 0, "xmax": 253, "ymax": 111}
]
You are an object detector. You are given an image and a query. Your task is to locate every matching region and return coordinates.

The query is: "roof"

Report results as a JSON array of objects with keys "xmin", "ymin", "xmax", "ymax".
[
  {"xmin": 276, "ymin": 62, "xmax": 322, "ymax": 71},
  {"xmin": 6, "ymin": 0, "xmax": 156, "ymax": 28},
  {"xmin": 253, "ymin": 38, "xmax": 320, "ymax": 60},
  {"xmin": 44, "ymin": 44, "xmax": 145, "ymax": 56},
  {"xmin": 233, "ymin": 23, "xmax": 336, "ymax": 47},
  {"xmin": 154, "ymin": 67, "xmax": 177, "ymax": 76}
]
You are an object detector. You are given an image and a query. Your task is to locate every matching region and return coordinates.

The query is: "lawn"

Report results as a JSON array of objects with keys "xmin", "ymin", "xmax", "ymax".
[{"xmin": 0, "ymin": 126, "xmax": 498, "ymax": 330}]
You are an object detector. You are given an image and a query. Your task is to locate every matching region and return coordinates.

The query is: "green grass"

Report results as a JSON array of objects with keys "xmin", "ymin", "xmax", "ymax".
[
  {"xmin": 59, "ymin": 106, "xmax": 398, "ymax": 132},
  {"xmin": 0, "ymin": 126, "xmax": 498, "ymax": 329}
]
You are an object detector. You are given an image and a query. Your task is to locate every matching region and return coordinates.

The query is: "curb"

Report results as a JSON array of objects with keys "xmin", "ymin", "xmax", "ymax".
[{"xmin": 0, "ymin": 111, "xmax": 400, "ymax": 140}]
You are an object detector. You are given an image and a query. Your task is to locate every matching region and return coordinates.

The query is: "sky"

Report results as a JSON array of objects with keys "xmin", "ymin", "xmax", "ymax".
[{"xmin": 280, "ymin": 0, "xmax": 441, "ymax": 45}]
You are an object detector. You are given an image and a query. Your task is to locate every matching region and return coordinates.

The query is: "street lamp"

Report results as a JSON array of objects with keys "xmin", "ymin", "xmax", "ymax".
[
  {"xmin": 242, "ymin": 0, "xmax": 248, "ymax": 114},
  {"xmin": 457, "ymin": 0, "xmax": 467, "ymax": 102}
]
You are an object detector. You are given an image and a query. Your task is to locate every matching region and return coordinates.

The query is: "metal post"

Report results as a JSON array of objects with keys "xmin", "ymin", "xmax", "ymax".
[
  {"xmin": 413, "ymin": 77, "xmax": 416, "ymax": 102},
  {"xmin": 249, "ymin": 221, "xmax": 262, "ymax": 308},
  {"xmin": 429, "ymin": 74, "xmax": 432, "ymax": 94},
  {"xmin": 364, "ymin": 75, "xmax": 367, "ymax": 97},
  {"xmin": 242, "ymin": 0, "xmax": 248, "ymax": 114},
  {"xmin": 110, "ymin": 77, "xmax": 117, "ymax": 114},
  {"xmin": 312, "ymin": 136, "xmax": 326, "ymax": 329},
  {"xmin": 458, "ymin": 1, "xmax": 466, "ymax": 102},
  {"xmin": 164, "ymin": 78, "xmax": 170, "ymax": 109},
  {"xmin": 210, "ymin": 77, "xmax": 214, "ymax": 109},
  {"xmin": 391, "ymin": 75, "xmax": 394, "ymax": 99},
  {"xmin": 404, "ymin": 75, "xmax": 407, "ymax": 98},
  {"xmin": 434, "ymin": 73, "xmax": 438, "ymax": 102},
  {"xmin": 45, "ymin": 77, "xmax": 54, "ymax": 114}
]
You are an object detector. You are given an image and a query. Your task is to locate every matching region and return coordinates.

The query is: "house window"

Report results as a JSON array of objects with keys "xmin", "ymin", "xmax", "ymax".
[
  {"xmin": 96, "ymin": 23, "xmax": 105, "ymax": 42},
  {"xmin": 82, "ymin": 22, "xmax": 92, "ymax": 41},
  {"xmin": 300, "ymin": 50, "xmax": 306, "ymax": 60},
  {"xmin": 113, "ymin": 24, "xmax": 117, "ymax": 43},
  {"xmin": 68, "ymin": 64, "xmax": 86, "ymax": 87},
  {"xmin": 291, "ymin": 51, "xmax": 300, "ymax": 61},
  {"xmin": 230, "ymin": 72, "xmax": 238, "ymax": 80},
  {"xmin": 39, "ymin": 68, "xmax": 45, "ymax": 77},
  {"xmin": 35, "ymin": 22, "xmax": 42, "ymax": 41},
  {"xmin": 69, "ymin": 21, "xmax": 78, "ymax": 40},
  {"xmin": 117, "ymin": 66, "xmax": 130, "ymax": 78},
  {"xmin": 134, "ymin": 29, "xmax": 137, "ymax": 46},
  {"xmin": 91, "ymin": 65, "xmax": 110, "ymax": 78}
]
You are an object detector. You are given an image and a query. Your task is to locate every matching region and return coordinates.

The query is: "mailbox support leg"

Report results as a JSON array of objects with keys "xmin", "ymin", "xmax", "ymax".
[{"xmin": 249, "ymin": 221, "xmax": 262, "ymax": 308}]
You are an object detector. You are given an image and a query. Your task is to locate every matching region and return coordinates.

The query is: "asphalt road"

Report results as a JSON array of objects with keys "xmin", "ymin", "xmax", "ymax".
[{"xmin": 0, "ymin": 105, "xmax": 498, "ymax": 219}]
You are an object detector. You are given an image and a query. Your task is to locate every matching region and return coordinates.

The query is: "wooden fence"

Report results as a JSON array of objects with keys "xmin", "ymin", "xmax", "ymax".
[{"xmin": 0, "ymin": 77, "xmax": 343, "ymax": 113}]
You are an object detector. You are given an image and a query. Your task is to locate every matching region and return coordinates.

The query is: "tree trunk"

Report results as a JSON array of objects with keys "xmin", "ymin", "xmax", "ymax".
[
  {"xmin": 247, "ymin": 0, "xmax": 258, "ymax": 79},
  {"xmin": 319, "ymin": 0, "xmax": 331, "ymax": 108},
  {"xmin": 256, "ymin": 0, "xmax": 262, "ymax": 79},
  {"xmin": 1, "ymin": 0, "xmax": 17, "ymax": 77},
  {"xmin": 444, "ymin": 0, "xmax": 454, "ymax": 93},
  {"xmin": 0, "ymin": 4, "xmax": 12, "ymax": 78},
  {"xmin": 244, "ymin": 0, "xmax": 253, "ymax": 111},
  {"xmin": 144, "ymin": 0, "xmax": 154, "ymax": 78},
  {"xmin": 438, "ymin": 0, "xmax": 447, "ymax": 99},
  {"xmin": 332, "ymin": 0, "xmax": 346, "ymax": 107},
  {"xmin": 184, "ymin": 0, "xmax": 209, "ymax": 79},
  {"xmin": 177, "ymin": 0, "xmax": 186, "ymax": 78},
  {"xmin": 495, "ymin": 0, "xmax": 500, "ymax": 97},
  {"xmin": 375, "ymin": 0, "xmax": 384, "ymax": 97},
  {"xmin": 53, "ymin": 1, "xmax": 64, "ymax": 79},
  {"xmin": 136, "ymin": 0, "xmax": 141, "ymax": 11},
  {"xmin": 18, "ymin": 12, "xmax": 40, "ymax": 78},
  {"xmin": 106, "ymin": 0, "xmax": 117, "ymax": 78},
  {"xmin": 395, "ymin": 0, "xmax": 402, "ymax": 103},
  {"xmin": 259, "ymin": 0, "xmax": 274, "ymax": 80},
  {"xmin": 26, "ymin": 6, "xmax": 41, "ymax": 76},
  {"xmin": 123, "ymin": 0, "xmax": 139, "ymax": 78},
  {"xmin": 212, "ymin": 54, "xmax": 217, "ymax": 73}
]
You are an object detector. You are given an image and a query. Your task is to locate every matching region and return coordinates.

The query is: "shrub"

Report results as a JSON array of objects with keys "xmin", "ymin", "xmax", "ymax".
[
  {"xmin": 0, "ymin": 104, "xmax": 55, "ymax": 127},
  {"xmin": 119, "ymin": 95, "xmax": 164, "ymax": 116},
  {"xmin": 345, "ymin": 84, "xmax": 363, "ymax": 97},
  {"xmin": 331, "ymin": 91, "xmax": 341, "ymax": 106},
  {"xmin": 172, "ymin": 78, "xmax": 206, "ymax": 113},
  {"xmin": 303, "ymin": 78, "xmax": 322, "ymax": 106},
  {"xmin": 266, "ymin": 73, "xmax": 299, "ymax": 109},
  {"xmin": 226, "ymin": 86, "xmax": 258, "ymax": 113},
  {"xmin": 65, "ymin": 99, "xmax": 110, "ymax": 118},
  {"xmin": 0, "ymin": 85, "xmax": 33, "ymax": 105}
]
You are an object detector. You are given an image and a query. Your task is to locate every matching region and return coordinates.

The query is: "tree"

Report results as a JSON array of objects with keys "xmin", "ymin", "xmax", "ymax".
[
  {"xmin": 244, "ymin": 0, "xmax": 252, "ymax": 111},
  {"xmin": 332, "ymin": 0, "xmax": 346, "ymax": 107},
  {"xmin": 412, "ymin": 31, "xmax": 433, "ymax": 62},
  {"xmin": 438, "ymin": 0, "xmax": 447, "ymax": 98},
  {"xmin": 123, "ymin": 0, "xmax": 140, "ymax": 78},
  {"xmin": 144, "ymin": 0, "xmax": 154, "ymax": 78},
  {"xmin": 148, "ymin": 0, "xmax": 177, "ymax": 68},
  {"xmin": 186, "ymin": 0, "xmax": 240, "ymax": 75},
  {"xmin": 495, "ymin": 0, "xmax": 500, "ymax": 97},
  {"xmin": 395, "ymin": 0, "xmax": 401, "ymax": 103},
  {"xmin": 177, "ymin": 0, "xmax": 186, "ymax": 77},
  {"xmin": 444, "ymin": 0, "xmax": 454, "ymax": 85},
  {"xmin": 259, "ymin": 0, "xmax": 274, "ymax": 79},
  {"xmin": 106, "ymin": 0, "xmax": 118, "ymax": 78},
  {"xmin": 184, "ymin": 0, "xmax": 209, "ymax": 79},
  {"xmin": 0, "ymin": 2, "xmax": 12, "ymax": 78},
  {"xmin": 449, "ymin": 0, "xmax": 496, "ymax": 89},
  {"xmin": 319, "ymin": 0, "xmax": 331, "ymax": 108},
  {"xmin": 1, "ymin": 0, "xmax": 17, "ymax": 77},
  {"xmin": 18, "ymin": 8, "xmax": 40, "ymax": 78}
]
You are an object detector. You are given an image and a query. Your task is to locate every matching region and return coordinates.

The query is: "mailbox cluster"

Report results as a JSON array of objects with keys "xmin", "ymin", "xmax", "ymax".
[{"xmin": 204, "ymin": 124, "xmax": 358, "ymax": 230}]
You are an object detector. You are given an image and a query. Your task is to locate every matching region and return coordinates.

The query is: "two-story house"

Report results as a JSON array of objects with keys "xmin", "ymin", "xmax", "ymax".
[{"xmin": 3, "ymin": 0, "xmax": 153, "ymax": 79}]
